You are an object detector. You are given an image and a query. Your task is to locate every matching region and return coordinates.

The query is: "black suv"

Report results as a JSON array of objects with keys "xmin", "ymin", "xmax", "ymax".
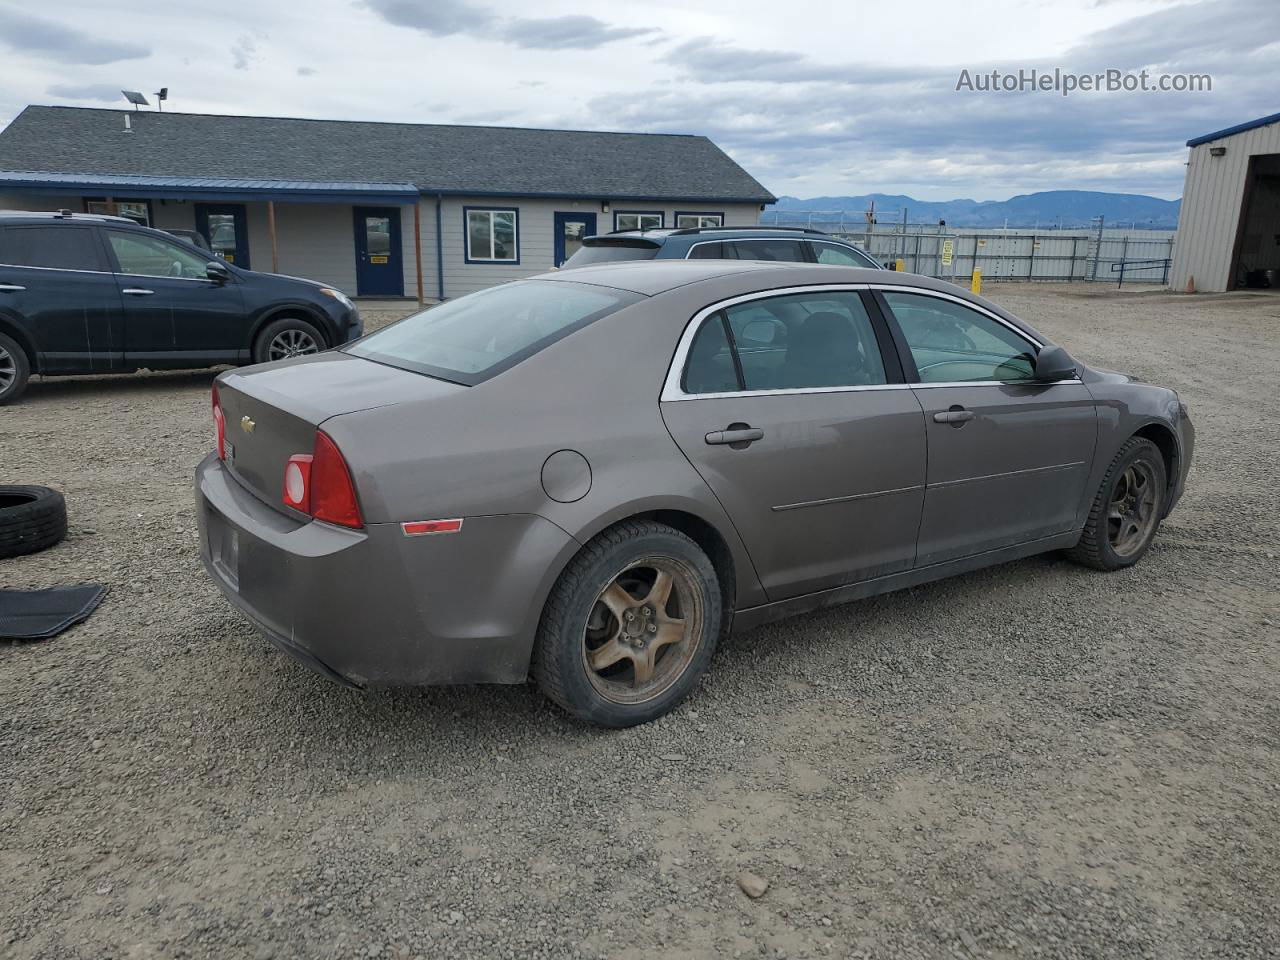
[
  {"xmin": 0, "ymin": 211, "xmax": 362, "ymax": 403},
  {"xmin": 560, "ymin": 226, "xmax": 884, "ymax": 270}
]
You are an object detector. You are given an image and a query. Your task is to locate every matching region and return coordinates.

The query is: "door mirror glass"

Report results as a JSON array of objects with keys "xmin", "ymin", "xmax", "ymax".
[
  {"xmin": 1032, "ymin": 345, "xmax": 1077, "ymax": 382},
  {"xmin": 206, "ymin": 261, "xmax": 230, "ymax": 283}
]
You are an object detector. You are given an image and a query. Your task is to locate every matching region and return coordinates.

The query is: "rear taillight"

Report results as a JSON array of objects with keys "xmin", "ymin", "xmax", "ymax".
[
  {"xmin": 281, "ymin": 430, "xmax": 363, "ymax": 528},
  {"xmin": 212, "ymin": 383, "xmax": 226, "ymax": 459}
]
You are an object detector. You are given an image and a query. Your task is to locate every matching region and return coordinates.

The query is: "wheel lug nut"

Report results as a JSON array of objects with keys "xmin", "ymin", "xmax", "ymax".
[{"xmin": 648, "ymin": 624, "xmax": 657, "ymax": 633}]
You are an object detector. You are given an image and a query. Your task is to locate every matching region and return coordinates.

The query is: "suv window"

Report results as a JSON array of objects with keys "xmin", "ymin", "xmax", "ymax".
[
  {"xmin": 108, "ymin": 231, "xmax": 211, "ymax": 279},
  {"xmin": 683, "ymin": 291, "xmax": 887, "ymax": 393},
  {"xmin": 726, "ymin": 239, "xmax": 808, "ymax": 262},
  {"xmin": 881, "ymin": 291, "xmax": 1037, "ymax": 383},
  {"xmin": 0, "ymin": 225, "xmax": 103, "ymax": 271},
  {"xmin": 348, "ymin": 279, "xmax": 642, "ymax": 385},
  {"xmin": 809, "ymin": 241, "xmax": 877, "ymax": 267}
]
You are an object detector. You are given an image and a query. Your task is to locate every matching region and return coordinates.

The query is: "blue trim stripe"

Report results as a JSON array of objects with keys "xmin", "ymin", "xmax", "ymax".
[{"xmin": 1187, "ymin": 112, "xmax": 1280, "ymax": 147}]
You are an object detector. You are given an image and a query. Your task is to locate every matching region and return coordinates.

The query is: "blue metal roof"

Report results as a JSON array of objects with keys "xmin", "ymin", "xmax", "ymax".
[
  {"xmin": 0, "ymin": 170, "xmax": 420, "ymax": 204},
  {"xmin": 1187, "ymin": 111, "xmax": 1280, "ymax": 147}
]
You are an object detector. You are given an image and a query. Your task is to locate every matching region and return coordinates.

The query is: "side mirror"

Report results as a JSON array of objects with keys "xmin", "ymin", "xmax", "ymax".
[
  {"xmin": 206, "ymin": 261, "xmax": 230, "ymax": 284},
  {"xmin": 1033, "ymin": 345, "xmax": 1077, "ymax": 382}
]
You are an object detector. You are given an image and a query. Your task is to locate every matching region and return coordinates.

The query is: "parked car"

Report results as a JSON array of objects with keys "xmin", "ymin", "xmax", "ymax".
[
  {"xmin": 0, "ymin": 211, "xmax": 362, "ymax": 404},
  {"xmin": 163, "ymin": 228, "xmax": 212, "ymax": 251},
  {"xmin": 560, "ymin": 225, "xmax": 884, "ymax": 270},
  {"xmin": 197, "ymin": 260, "xmax": 1193, "ymax": 727}
]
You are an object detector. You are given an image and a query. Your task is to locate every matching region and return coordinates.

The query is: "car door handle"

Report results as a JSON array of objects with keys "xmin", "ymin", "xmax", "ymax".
[
  {"xmin": 705, "ymin": 426, "xmax": 764, "ymax": 446},
  {"xmin": 122, "ymin": 288, "xmax": 155, "ymax": 296},
  {"xmin": 933, "ymin": 408, "xmax": 975, "ymax": 424},
  {"xmin": 0, "ymin": 283, "xmax": 26, "ymax": 292}
]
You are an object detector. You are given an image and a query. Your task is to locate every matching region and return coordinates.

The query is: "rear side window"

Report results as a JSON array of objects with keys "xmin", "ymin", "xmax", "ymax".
[
  {"xmin": 682, "ymin": 291, "xmax": 888, "ymax": 393},
  {"xmin": 561, "ymin": 242, "xmax": 660, "ymax": 268},
  {"xmin": 347, "ymin": 279, "xmax": 642, "ymax": 385},
  {"xmin": 0, "ymin": 225, "xmax": 102, "ymax": 271},
  {"xmin": 726, "ymin": 239, "xmax": 807, "ymax": 262}
]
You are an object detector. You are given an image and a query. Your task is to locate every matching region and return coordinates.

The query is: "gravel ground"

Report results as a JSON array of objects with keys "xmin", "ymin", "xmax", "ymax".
[{"xmin": 2, "ymin": 284, "xmax": 1277, "ymax": 960}]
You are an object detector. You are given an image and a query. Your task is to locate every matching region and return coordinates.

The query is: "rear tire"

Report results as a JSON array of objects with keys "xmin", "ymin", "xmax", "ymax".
[
  {"xmin": 251, "ymin": 317, "xmax": 326, "ymax": 364},
  {"xmin": 0, "ymin": 485, "xmax": 67, "ymax": 558},
  {"xmin": 1068, "ymin": 437, "xmax": 1167, "ymax": 571},
  {"xmin": 0, "ymin": 331, "xmax": 31, "ymax": 405},
  {"xmin": 533, "ymin": 520, "xmax": 722, "ymax": 728}
]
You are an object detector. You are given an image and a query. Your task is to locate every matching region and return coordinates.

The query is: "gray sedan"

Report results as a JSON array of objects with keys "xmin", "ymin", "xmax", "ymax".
[{"xmin": 196, "ymin": 261, "xmax": 1194, "ymax": 727}]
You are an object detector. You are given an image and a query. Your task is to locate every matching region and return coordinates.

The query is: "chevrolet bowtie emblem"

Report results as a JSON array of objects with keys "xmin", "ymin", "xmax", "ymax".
[{"xmin": 240, "ymin": 415, "xmax": 256, "ymax": 433}]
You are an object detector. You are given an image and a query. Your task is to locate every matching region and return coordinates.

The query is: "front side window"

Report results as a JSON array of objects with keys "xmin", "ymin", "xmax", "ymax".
[
  {"xmin": 682, "ymin": 291, "xmax": 887, "ymax": 394},
  {"xmin": 347, "ymin": 279, "xmax": 641, "ymax": 385},
  {"xmin": 726, "ymin": 239, "xmax": 807, "ymax": 262},
  {"xmin": 465, "ymin": 208, "xmax": 518, "ymax": 262},
  {"xmin": 107, "ymin": 231, "xmax": 211, "ymax": 279},
  {"xmin": 0, "ymin": 225, "xmax": 102, "ymax": 271},
  {"xmin": 676, "ymin": 213, "xmax": 724, "ymax": 229},
  {"xmin": 810, "ymin": 242, "xmax": 877, "ymax": 267},
  {"xmin": 614, "ymin": 211, "xmax": 663, "ymax": 232},
  {"xmin": 881, "ymin": 291, "xmax": 1037, "ymax": 383}
]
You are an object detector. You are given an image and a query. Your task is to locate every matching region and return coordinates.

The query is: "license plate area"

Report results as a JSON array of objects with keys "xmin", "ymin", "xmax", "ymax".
[{"xmin": 209, "ymin": 512, "xmax": 240, "ymax": 590}]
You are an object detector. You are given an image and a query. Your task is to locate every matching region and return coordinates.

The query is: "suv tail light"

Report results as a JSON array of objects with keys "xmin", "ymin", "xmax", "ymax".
[
  {"xmin": 281, "ymin": 430, "xmax": 363, "ymax": 528},
  {"xmin": 212, "ymin": 383, "xmax": 226, "ymax": 460}
]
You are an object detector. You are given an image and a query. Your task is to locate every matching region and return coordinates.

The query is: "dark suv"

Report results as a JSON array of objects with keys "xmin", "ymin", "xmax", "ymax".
[
  {"xmin": 560, "ymin": 226, "xmax": 884, "ymax": 270},
  {"xmin": 0, "ymin": 211, "xmax": 362, "ymax": 403}
]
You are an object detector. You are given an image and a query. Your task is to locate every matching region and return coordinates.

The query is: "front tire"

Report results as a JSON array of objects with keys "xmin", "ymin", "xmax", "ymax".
[
  {"xmin": 1068, "ymin": 436, "xmax": 1167, "ymax": 571},
  {"xmin": 0, "ymin": 331, "xmax": 31, "ymax": 405},
  {"xmin": 252, "ymin": 317, "xmax": 326, "ymax": 364},
  {"xmin": 533, "ymin": 521, "xmax": 722, "ymax": 727}
]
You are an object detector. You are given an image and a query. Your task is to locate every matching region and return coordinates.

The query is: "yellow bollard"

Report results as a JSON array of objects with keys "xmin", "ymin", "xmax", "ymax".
[
  {"xmin": 895, "ymin": 258, "xmax": 905, "ymax": 273},
  {"xmin": 970, "ymin": 269, "xmax": 983, "ymax": 295}
]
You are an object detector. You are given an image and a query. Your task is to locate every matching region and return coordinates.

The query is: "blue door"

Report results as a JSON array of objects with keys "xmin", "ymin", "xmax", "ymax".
[
  {"xmin": 195, "ymin": 203, "xmax": 250, "ymax": 269},
  {"xmin": 353, "ymin": 206, "xmax": 404, "ymax": 297},
  {"xmin": 554, "ymin": 212, "xmax": 597, "ymax": 267}
]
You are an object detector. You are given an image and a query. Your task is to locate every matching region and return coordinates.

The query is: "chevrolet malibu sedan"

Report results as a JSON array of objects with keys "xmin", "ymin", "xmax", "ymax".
[{"xmin": 196, "ymin": 261, "xmax": 1193, "ymax": 727}]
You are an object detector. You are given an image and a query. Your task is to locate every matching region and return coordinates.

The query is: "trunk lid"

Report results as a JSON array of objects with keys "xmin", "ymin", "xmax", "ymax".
[{"xmin": 216, "ymin": 351, "xmax": 463, "ymax": 511}]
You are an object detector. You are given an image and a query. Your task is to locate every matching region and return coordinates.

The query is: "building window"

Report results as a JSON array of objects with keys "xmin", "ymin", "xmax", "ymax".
[
  {"xmin": 675, "ymin": 212, "xmax": 724, "ymax": 229},
  {"xmin": 614, "ymin": 211, "xmax": 663, "ymax": 232},
  {"xmin": 465, "ymin": 207, "xmax": 519, "ymax": 263},
  {"xmin": 85, "ymin": 198, "xmax": 151, "ymax": 225}
]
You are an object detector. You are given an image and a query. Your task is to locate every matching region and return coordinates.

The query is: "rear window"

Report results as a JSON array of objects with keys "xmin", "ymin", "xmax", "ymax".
[
  {"xmin": 346, "ymin": 279, "xmax": 642, "ymax": 385},
  {"xmin": 561, "ymin": 241, "xmax": 660, "ymax": 268}
]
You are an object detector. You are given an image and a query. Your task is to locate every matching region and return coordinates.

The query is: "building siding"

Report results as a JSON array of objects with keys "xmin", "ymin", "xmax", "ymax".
[{"xmin": 1170, "ymin": 122, "xmax": 1280, "ymax": 293}]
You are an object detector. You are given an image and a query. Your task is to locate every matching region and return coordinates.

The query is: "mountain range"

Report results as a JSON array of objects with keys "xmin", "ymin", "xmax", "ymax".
[{"xmin": 771, "ymin": 190, "xmax": 1182, "ymax": 229}]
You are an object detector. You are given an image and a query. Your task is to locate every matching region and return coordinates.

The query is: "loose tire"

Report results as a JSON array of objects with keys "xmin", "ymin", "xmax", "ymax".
[
  {"xmin": 0, "ymin": 485, "xmax": 67, "ymax": 559},
  {"xmin": 0, "ymin": 331, "xmax": 31, "ymax": 405},
  {"xmin": 534, "ymin": 520, "xmax": 722, "ymax": 727},
  {"xmin": 1068, "ymin": 437, "xmax": 1167, "ymax": 571},
  {"xmin": 252, "ymin": 317, "xmax": 326, "ymax": 364}
]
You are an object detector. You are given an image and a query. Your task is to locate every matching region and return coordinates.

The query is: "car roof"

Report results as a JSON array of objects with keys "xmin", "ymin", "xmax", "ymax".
[
  {"xmin": 536, "ymin": 259, "xmax": 909, "ymax": 296},
  {"xmin": 0, "ymin": 209, "xmax": 140, "ymax": 225}
]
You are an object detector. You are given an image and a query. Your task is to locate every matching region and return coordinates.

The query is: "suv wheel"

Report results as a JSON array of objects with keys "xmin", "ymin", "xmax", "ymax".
[
  {"xmin": 252, "ymin": 317, "xmax": 326, "ymax": 364},
  {"xmin": 0, "ymin": 331, "xmax": 31, "ymax": 404}
]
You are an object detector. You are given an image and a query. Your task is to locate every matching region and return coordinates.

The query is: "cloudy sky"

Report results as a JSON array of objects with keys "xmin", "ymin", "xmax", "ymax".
[{"xmin": 0, "ymin": 0, "xmax": 1274, "ymax": 201}]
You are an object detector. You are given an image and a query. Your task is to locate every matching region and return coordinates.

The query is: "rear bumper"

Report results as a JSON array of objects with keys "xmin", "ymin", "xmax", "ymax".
[{"xmin": 195, "ymin": 453, "xmax": 576, "ymax": 687}]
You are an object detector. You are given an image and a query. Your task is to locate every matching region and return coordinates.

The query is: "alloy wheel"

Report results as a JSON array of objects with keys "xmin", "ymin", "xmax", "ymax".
[
  {"xmin": 582, "ymin": 557, "xmax": 704, "ymax": 705},
  {"xmin": 1107, "ymin": 460, "xmax": 1159, "ymax": 557},
  {"xmin": 0, "ymin": 345, "xmax": 15, "ymax": 392},
  {"xmin": 267, "ymin": 329, "xmax": 320, "ymax": 361}
]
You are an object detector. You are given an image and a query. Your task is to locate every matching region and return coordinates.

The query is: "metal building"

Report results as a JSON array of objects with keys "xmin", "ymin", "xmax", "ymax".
[{"xmin": 1170, "ymin": 112, "xmax": 1280, "ymax": 293}]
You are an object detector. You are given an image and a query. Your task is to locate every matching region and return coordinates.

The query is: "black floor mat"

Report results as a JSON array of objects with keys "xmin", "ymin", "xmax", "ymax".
[{"xmin": 0, "ymin": 585, "xmax": 108, "ymax": 640}]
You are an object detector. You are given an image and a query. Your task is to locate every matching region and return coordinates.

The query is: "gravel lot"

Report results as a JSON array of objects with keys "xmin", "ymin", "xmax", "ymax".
[{"xmin": 2, "ymin": 283, "xmax": 1277, "ymax": 959}]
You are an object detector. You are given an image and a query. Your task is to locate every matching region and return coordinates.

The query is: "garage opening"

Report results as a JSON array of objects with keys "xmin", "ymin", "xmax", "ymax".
[{"xmin": 1231, "ymin": 153, "xmax": 1280, "ymax": 290}]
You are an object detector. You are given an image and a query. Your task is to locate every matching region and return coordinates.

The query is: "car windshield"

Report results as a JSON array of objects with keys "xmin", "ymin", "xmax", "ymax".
[
  {"xmin": 561, "ymin": 242, "xmax": 660, "ymax": 268},
  {"xmin": 346, "ymin": 279, "xmax": 642, "ymax": 385}
]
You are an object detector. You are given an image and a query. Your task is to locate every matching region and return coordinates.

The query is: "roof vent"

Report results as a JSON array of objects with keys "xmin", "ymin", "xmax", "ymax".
[{"xmin": 124, "ymin": 114, "xmax": 132, "ymax": 134}]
